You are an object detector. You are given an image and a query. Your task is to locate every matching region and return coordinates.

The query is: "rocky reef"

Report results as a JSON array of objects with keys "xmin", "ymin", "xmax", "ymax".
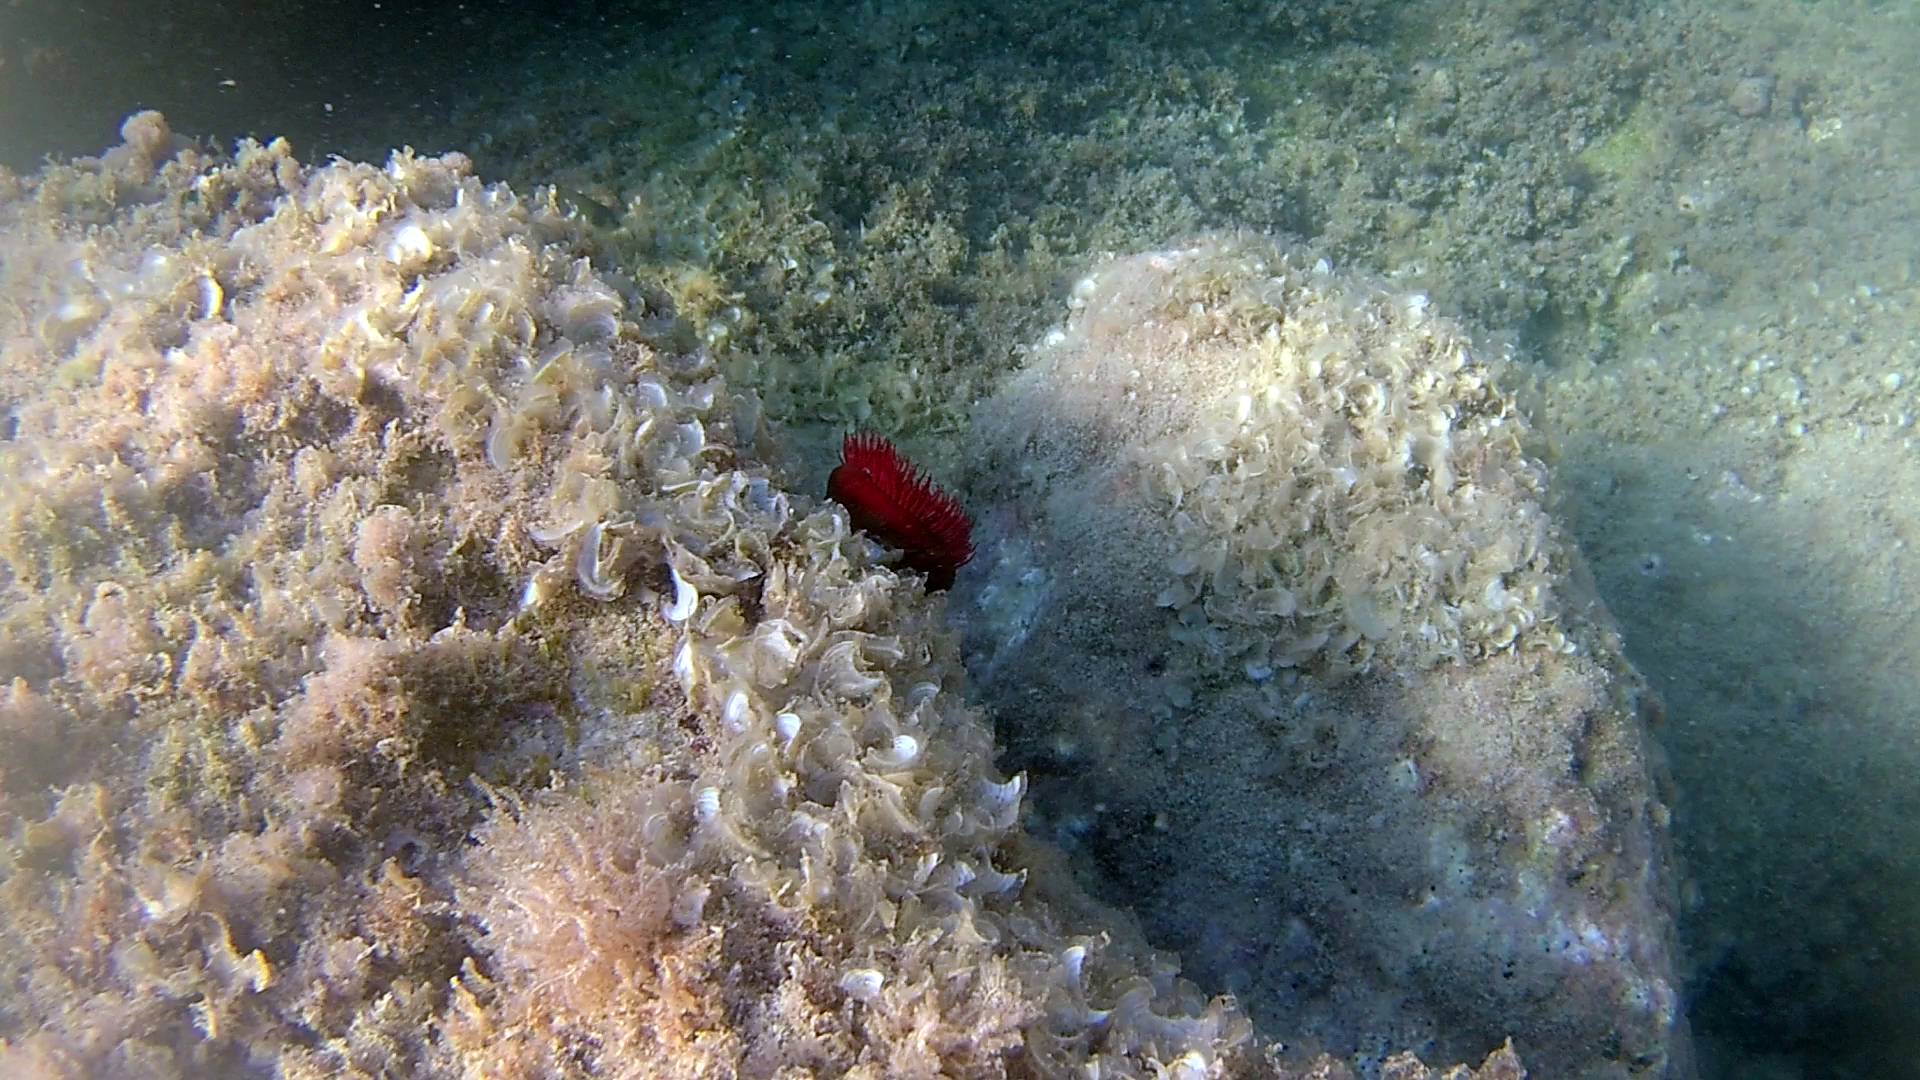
[
  {"xmin": 959, "ymin": 237, "xmax": 1687, "ymax": 1077},
  {"xmin": 0, "ymin": 115, "xmax": 1668, "ymax": 1078}
]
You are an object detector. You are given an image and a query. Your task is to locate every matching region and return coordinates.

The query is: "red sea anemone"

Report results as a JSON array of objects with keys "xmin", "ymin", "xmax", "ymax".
[{"xmin": 826, "ymin": 432, "xmax": 974, "ymax": 591}]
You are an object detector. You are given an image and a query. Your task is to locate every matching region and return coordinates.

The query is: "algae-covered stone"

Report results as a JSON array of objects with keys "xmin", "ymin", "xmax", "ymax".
[
  {"xmin": 961, "ymin": 234, "xmax": 1687, "ymax": 1077},
  {"xmin": 6, "ymin": 114, "xmax": 1518, "ymax": 1080}
]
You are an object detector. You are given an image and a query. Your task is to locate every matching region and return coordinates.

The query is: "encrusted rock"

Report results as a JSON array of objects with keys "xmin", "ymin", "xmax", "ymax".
[
  {"xmin": 2, "ymin": 115, "xmax": 1465, "ymax": 1080},
  {"xmin": 961, "ymin": 233, "xmax": 1687, "ymax": 1077}
]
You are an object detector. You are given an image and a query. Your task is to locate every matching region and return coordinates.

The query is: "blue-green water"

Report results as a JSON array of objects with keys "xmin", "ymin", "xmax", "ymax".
[{"xmin": 5, "ymin": 0, "xmax": 1919, "ymax": 1075}]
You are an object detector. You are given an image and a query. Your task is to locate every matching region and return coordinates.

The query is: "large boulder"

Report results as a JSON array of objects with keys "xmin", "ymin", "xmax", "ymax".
[{"xmin": 959, "ymin": 235, "xmax": 1689, "ymax": 1078}]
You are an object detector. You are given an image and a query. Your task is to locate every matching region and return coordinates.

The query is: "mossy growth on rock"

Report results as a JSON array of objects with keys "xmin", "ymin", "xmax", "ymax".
[{"xmin": 0, "ymin": 114, "xmax": 1548, "ymax": 1080}]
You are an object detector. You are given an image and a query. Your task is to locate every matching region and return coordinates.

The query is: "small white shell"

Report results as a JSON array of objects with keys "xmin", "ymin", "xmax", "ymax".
[
  {"xmin": 666, "ymin": 561, "xmax": 699, "ymax": 622},
  {"xmin": 694, "ymin": 787, "xmax": 721, "ymax": 822},
  {"xmin": 387, "ymin": 223, "xmax": 435, "ymax": 270},
  {"xmin": 195, "ymin": 274, "xmax": 224, "ymax": 321},
  {"xmin": 632, "ymin": 377, "xmax": 671, "ymax": 410},
  {"xmin": 838, "ymin": 968, "xmax": 885, "ymax": 1002},
  {"xmin": 723, "ymin": 689, "xmax": 752, "ymax": 733},
  {"xmin": 774, "ymin": 711, "xmax": 802, "ymax": 745},
  {"xmin": 980, "ymin": 774, "xmax": 1025, "ymax": 829},
  {"xmin": 916, "ymin": 784, "xmax": 946, "ymax": 823},
  {"xmin": 874, "ymin": 734, "xmax": 920, "ymax": 769},
  {"xmin": 1059, "ymin": 945, "xmax": 1087, "ymax": 986},
  {"xmin": 981, "ymin": 773, "xmax": 1023, "ymax": 810},
  {"xmin": 575, "ymin": 521, "xmax": 624, "ymax": 601}
]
